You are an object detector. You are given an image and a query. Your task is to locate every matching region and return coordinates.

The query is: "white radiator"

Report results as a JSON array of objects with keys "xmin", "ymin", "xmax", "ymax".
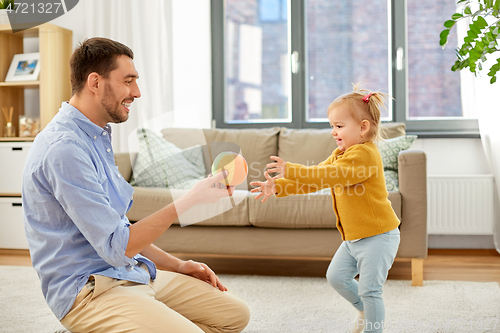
[{"xmin": 427, "ymin": 174, "xmax": 494, "ymax": 235}]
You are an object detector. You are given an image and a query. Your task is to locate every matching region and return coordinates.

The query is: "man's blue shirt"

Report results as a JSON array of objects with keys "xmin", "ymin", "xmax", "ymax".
[{"xmin": 22, "ymin": 102, "xmax": 156, "ymax": 320}]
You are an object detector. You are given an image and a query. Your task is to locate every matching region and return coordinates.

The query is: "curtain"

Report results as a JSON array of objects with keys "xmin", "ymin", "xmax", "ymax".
[
  {"xmin": 476, "ymin": 69, "xmax": 500, "ymax": 254},
  {"xmin": 457, "ymin": 9, "xmax": 499, "ymax": 253},
  {"xmin": 82, "ymin": 0, "xmax": 174, "ymax": 153}
]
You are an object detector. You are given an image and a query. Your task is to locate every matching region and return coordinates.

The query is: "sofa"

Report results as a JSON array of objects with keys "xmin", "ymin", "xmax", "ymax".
[{"xmin": 115, "ymin": 123, "xmax": 427, "ymax": 286}]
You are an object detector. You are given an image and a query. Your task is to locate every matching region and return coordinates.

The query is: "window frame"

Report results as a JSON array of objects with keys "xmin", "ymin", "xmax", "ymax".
[
  {"xmin": 391, "ymin": 0, "xmax": 479, "ymax": 138},
  {"xmin": 211, "ymin": 0, "xmax": 480, "ymax": 138}
]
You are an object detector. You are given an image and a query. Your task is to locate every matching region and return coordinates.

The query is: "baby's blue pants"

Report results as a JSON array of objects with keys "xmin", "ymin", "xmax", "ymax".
[{"xmin": 326, "ymin": 228, "xmax": 400, "ymax": 333}]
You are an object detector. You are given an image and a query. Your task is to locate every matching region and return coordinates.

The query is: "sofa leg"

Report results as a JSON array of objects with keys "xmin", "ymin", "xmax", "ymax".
[{"xmin": 411, "ymin": 258, "xmax": 424, "ymax": 286}]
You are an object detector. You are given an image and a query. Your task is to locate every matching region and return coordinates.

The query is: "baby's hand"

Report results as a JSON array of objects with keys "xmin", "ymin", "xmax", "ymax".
[
  {"xmin": 250, "ymin": 171, "xmax": 277, "ymax": 203},
  {"xmin": 266, "ymin": 156, "xmax": 286, "ymax": 179}
]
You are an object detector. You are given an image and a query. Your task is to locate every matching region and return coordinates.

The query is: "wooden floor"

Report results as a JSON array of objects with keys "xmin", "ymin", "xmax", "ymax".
[{"xmin": 1, "ymin": 249, "xmax": 499, "ymax": 284}]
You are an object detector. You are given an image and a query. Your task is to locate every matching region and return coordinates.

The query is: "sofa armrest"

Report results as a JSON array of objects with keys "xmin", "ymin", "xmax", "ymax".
[
  {"xmin": 397, "ymin": 150, "xmax": 428, "ymax": 259},
  {"xmin": 114, "ymin": 152, "xmax": 138, "ymax": 183}
]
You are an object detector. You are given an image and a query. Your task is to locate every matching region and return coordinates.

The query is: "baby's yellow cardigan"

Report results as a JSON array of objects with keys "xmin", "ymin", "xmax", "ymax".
[{"xmin": 275, "ymin": 142, "xmax": 400, "ymax": 241}]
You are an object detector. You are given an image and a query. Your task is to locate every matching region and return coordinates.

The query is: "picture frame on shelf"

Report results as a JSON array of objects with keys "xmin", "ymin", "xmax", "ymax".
[{"xmin": 4, "ymin": 52, "xmax": 41, "ymax": 82}]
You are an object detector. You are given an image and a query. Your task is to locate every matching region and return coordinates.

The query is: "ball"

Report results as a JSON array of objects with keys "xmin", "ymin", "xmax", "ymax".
[{"xmin": 211, "ymin": 152, "xmax": 248, "ymax": 186}]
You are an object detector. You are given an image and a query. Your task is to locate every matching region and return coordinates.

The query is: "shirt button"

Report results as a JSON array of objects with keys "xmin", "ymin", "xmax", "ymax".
[
  {"xmin": 117, "ymin": 174, "xmax": 121, "ymax": 178},
  {"xmin": 103, "ymin": 132, "xmax": 107, "ymax": 136},
  {"xmin": 107, "ymin": 148, "xmax": 111, "ymax": 153},
  {"xmin": 93, "ymin": 136, "xmax": 97, "ymax": 139}
]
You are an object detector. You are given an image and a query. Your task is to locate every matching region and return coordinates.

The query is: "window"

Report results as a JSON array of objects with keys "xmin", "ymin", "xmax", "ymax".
[
  {"xmin": 212, "ymin": 0, "xmax": 479, "ymax": 136},
  {"xmin": 223, "ymin": 0, "xmax": 291, "ymax": 123},
  {"xmin": 306, "ymin": 0, "xmax": 390, "ymax": 121}
]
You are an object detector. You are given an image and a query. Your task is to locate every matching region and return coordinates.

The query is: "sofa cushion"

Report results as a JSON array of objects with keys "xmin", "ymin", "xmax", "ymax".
[
  {"xmin": 278, "ymin": 128, "xmax": 336, "ymax": 166},
  {"xmin": 249, "ymin": 190, "xmax": 336, "ymax": 228},
  {"xmin": 127, "ymin": 187, "xmax": 251, "ymax": 226},
  {"xmin": 130, "ymin": 129, "xmax": 206, "ymax": 189},
  {"xmin": 379, "ymin": 135, "xmax": 418, "ymax": 171},
  {"xmin": 384, "ymin": 170, "xmax": 399, "ymax": 191},
  {"xmin": 248, "ymin": 190, "xmax": 401, "ymax": 229},
  {"xmin": 162, "ymin": 128, "xmax": 280, "ymax": 188},
  {"xmin": 115, "ymin": 152, "xmax": 137, "ymax": 183},
  {"xmin": 277, "ymin": 122, "xmax": 407, "ymax": 167},
  {"xmin": 380, "ymin": 122, "xmax": 407, "ymax": 139}
]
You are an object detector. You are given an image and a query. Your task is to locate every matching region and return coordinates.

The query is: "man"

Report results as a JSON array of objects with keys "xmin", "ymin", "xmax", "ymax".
[{"xmin": 22, "ymin": 37, "xmax": 250, "ymax": 333}]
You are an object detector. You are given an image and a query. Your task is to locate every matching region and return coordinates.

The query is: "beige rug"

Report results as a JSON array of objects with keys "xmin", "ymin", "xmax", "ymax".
[{"xmin": 1, "ymin": 266, "xmax": 499, "ymax": 333}]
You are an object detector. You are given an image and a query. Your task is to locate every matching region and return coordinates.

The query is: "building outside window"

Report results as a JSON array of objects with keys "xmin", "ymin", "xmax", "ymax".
[{"xmin": 212, "ymin": 0, "xmax": 479, "ymax": 136}]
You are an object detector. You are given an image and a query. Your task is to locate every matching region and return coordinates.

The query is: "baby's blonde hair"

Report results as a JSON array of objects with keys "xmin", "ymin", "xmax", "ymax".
[{"xmin": 327, "ymin": 83, "xmax": 390, "ymax": 144}]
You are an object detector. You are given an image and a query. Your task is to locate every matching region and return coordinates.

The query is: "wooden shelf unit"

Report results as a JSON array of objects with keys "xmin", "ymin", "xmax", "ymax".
[
  {"xmin": 0, "ymin": 23, "xmax": 72, "ymax": 139},
  {"xmin": 0, "ymin": 23, "xmax": 72, "ymax": 249}
]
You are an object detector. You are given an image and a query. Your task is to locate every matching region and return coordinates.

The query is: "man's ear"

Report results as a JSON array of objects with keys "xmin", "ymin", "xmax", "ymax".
[
  {"xmin": 360, "ymin": 119, "xmax": 370, "ymax": 138},
  {"xmin": 87, "ymin": 72, "xmax": 100, "ymax": 95}
]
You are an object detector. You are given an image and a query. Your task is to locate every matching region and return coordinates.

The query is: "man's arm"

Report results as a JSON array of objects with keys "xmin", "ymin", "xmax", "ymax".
[
  {"xmin": 140, "ymin": 243, "xmax": 227, "ymax": 291},
  {"xmin": 139, "ymin": 243, "xmax": 182, "ymax": 271},
  {"xmin": 125, "ymin": 171, "xmax": 231, "ymax": 258}
]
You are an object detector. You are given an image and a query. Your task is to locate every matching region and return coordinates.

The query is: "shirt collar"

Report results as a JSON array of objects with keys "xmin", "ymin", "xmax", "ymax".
[{"xmin": 59, "ymin": 102, "xmax": 112, "ymax": 140}]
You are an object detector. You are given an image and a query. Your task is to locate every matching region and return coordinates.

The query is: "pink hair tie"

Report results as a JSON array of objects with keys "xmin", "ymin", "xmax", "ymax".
[{"xmin": 362, "ymin": 93, "xmax": 372, "ymax": 103}]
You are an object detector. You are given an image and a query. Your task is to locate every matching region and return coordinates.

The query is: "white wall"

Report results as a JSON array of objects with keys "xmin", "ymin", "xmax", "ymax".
[
  {"xmin": 412, "ymin": 138, "xmax": 491, "ymax": 175},
  {"xmin": 51, "ymin": 2, "xmax": 85, "ymax": 48}
]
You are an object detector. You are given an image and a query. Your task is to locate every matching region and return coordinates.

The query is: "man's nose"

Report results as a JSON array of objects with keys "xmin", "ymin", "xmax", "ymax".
[{"xmin": 131, "ymin": 81, "xmax": 141, "ymax": 98}]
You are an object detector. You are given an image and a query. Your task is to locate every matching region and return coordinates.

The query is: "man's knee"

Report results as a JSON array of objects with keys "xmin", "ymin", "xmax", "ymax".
[{"xmin": 225, "ymin": 297, "xmax": 250, "ymax": 333}]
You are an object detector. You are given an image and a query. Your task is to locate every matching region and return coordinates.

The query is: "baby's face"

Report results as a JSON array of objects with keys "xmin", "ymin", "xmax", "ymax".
[{"xmin": 328, "ymin": 106, "xmax": 366, "ymax": 151}]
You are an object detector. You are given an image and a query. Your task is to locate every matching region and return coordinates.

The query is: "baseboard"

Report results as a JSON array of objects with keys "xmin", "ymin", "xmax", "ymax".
[{"xmin": 428, "ymin": 235, "xmax": 495, "ymax": 249}]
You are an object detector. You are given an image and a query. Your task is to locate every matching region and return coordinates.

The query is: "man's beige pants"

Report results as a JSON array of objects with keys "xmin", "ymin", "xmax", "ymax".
[{"xmin": 60, "ymin": 267, "xmax": 250, "ymax": 333}]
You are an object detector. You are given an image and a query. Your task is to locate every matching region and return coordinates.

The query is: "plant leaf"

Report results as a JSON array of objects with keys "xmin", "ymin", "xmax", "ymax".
[
  {"xmin": 444, "ymin": 20, "xmax": 456, "ymax": 28},
  {"xmin": 464, "ymin": 6, "xmax": 472, "ymax": 14},
  {"xmin": 469, "ymin": 22, "xmax": 482, "ymax": 34},
  {"xmin": 452, "ymin": 13, "xmax": 464, "ymax": 20},
  {"xmin": 475, "ymin": 41, "xmax": 485, "ymax": 51},
  {"xmin": 494, "ymin": 0, "xmax": 500, "ymax": 10},
  {"xmin": 476, "ymin": 16, "xmax": 488, "ymax": 29},
  {"xmin": 440, "ymin": 29, "xmax": 450, "ymax": 46}
]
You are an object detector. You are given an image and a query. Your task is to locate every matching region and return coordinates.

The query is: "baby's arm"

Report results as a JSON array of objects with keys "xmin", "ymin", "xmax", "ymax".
[
  {"xmin": 250, "ymin": 172, "xmax": 324, "ymax": 202},
  {"xmin": 285, "ymin": 147, "xmax": 376, "ymax": 188},
  {"xmin": 251, "ymin": 153, "xmax": 339, "ymax": 202},
  {"xmin": 250, "ymin": 171, "xmax": 277, "ymax": 202},
  {"xmin": 266, "ymin": 156, "xmax": 286, "ymax": 179}
]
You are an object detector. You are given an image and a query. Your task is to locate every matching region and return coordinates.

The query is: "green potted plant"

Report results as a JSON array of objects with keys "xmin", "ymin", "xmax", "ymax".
[
  {"xmin": 440, "ymin": 0, "xmax": 500, "ymax": 83},
  {"xmin": 0, "ymin": 0, "xmax": 15, "ymax": 9},
  {"xmin": 0, "ymin": 0, "xmax": 15, "ymax": 25}
]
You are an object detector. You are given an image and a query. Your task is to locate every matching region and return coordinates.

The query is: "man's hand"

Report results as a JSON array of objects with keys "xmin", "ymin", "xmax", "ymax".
[
  {"xmin": 183, "ymin": 170, "xmax": 235, "ymax": 206},
  {"xmin": 126, "ymin": 170, "xmax": 235, "ymax": 258},
  {"xmin": 249, "ymin": 171, "xmax": 278, "ymax": 202},
  {"xmin": 177, "ymin": 260, "xmax": 227, "ymax": 291},
  {"xmin": 266, "ymin": 156, "xmax": 286, "ymax": 179}
]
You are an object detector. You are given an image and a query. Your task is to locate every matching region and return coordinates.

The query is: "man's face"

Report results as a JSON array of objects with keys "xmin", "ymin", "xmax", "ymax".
[{"xmin": 100, "ymin": 55, "xmax": 141, "ymax": 124}]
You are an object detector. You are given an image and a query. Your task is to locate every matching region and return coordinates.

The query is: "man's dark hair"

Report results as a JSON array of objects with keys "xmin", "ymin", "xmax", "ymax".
[{"xmin": 70, "ymin": 37, "xmax": 134, "ymax": 95}]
